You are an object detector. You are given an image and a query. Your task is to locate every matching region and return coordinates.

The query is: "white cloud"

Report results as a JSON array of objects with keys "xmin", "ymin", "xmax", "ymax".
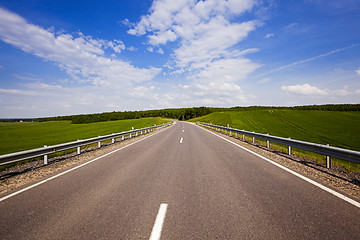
[
  {"xmin": 0, "ymin": 88, "xmax": 39, "ymax": 96},
  {"xmin": 130, "ymin": 0, "xmax": 259, "ymax": 70},
  {"xmin": 129, "ymin": 0, "xmax": 257, "ymax": 37},
  {"xmin": 174, "ymin": 17, "xmax": 259, "ymax": 69},
  {"xmin": 193, "ymin": 58, "xmax": 260, "ymax": 83},
  {"xmin": 149, "ymin": 29, "xmax": 177, "ymax": 45},
  {"xmin": 23, "ymin": 82, "xmax": 63, "ymax": 90},
  {"xmin": 0, "ymin": 7, "xmax": 166, "ymax": 117},
  {"xmin": 356, "ymin": 69, "xmax": 360, "ymax": 75},
  {"xmin": 170, "ymin": 68, "xmax": 185, "ymax": 75},
  {"xmin": 179, "ymin": 81, "xmax": 250, "ymax": 106},
  {"xmin": 121, "ymin": 18, "xmax": 134, "ymax": 28},
  {"xmin": 0, "ymin": 83, "xmax": 168, "ymax": 117},
  {"xmin": 281, "ymin": 83, "xmax": 328, "ymax": 96},
  {"xmin": 157, "ymin": 48, "xmax": 164, "ymax": 54},
  {"xmin": 127, "ymin": 46, "xmax": 138, "ymax": 51},
  {"xmin": 264, "ymin": 33, "xmax": 274, "ymax": 38},
  {"xmin": 107, "ymin": 39, "xmax": 125, "ymax": 53},
  {"xmin": 285, "ymin": 22, "xmax": 299, "ymax": 29},
  {"xmin": 125, "ymin": 0, "xmax": 262, "ymax": 108},
  {"xmin": 163, "ymin": 57, "xmax": 260, "ymax": 107},
  {"xmin": 0, "ymin": 7, "xmax": 161, "ymax": 89}
]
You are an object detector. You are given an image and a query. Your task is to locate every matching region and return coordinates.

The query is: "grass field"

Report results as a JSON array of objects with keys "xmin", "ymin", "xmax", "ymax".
[
  {"xmin": 0, "ymin": 117, "xmax": 167, "ymax": 155},
  {"xmin": 191, "ymin": 110, "xmax": 360, "ymax": 171}
]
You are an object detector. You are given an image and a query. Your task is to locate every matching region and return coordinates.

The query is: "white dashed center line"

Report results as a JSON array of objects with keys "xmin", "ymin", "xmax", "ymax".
[
  {"xmin": 149, "ymin": 203, "xmax": 168, "ymax": 240},
  {"xmin": 180, "ymin": 137, "xmax": 183, "ymax": 143}
]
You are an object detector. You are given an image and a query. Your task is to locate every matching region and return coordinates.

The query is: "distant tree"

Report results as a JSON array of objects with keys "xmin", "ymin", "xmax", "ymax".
[{"xmin": 27, "ymin": 104, "xmax": 359, "ymax": 124}]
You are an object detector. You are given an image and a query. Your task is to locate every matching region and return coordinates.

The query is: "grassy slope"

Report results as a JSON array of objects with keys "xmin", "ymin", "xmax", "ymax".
[
  {"xmin": 0, "ymin": 117, "xmax": 166, "ymax": 155},
  {"xmin": 191, "ymin": 110, "xmax": 360, "ymax": 152}
]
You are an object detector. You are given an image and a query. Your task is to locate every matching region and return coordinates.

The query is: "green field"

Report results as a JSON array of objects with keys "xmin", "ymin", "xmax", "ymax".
[
  {"xmin": 0, "ymin": 117, "xmax": 167, "ymax": 155},
  {"xmin": 191, "ymin": 110, "xmax": 360, "ymax": 152}
]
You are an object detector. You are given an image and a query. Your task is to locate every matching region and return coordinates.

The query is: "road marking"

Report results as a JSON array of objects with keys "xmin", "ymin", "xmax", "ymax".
[
  {"xmin": 198, "ymin": 125, "xmax": 360, "ymax": 209},
  {"xmin": 182, "ymin": 130, "xmax": 184, "ymax": 132},
  {"xmin": 180, "ymin": 137, "xmax": 183, "ymax": 143},
  {"xmin": 0, "ymin": 126, "xmax": 171, "ymax": 203},
  {"xmin": 149, "ymin": 203, "xmax": 168, "ymax": 240}
]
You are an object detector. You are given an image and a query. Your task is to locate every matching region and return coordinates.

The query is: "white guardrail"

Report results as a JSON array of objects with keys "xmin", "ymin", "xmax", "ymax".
[
  {"xmin": 198, "ymin": 122, "xmax": 360, "ymax": 168},
  {"xmin": 0, "ymin": 123, "xmax": 172, "ymax": 166}
]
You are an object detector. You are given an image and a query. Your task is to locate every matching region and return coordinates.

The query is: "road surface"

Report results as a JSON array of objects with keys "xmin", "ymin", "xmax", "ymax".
[{"xmin": 0, "ymin": 121, "xmax": 359, "ymax": 239}]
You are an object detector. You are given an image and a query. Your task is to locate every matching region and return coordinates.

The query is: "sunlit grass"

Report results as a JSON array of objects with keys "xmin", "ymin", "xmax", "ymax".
[
  {"xmin": 0, "ymin": 117, "xmax": 167, "ymax": 155},
  {"xmin": 193, "ymin": 110, "xmax": 360, "ymax": 172}
]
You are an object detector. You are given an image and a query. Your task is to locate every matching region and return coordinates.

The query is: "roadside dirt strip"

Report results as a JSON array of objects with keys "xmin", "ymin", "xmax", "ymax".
[{"xmin": 0, "ymin": 121, "xmax": 359, "ymax": 239}]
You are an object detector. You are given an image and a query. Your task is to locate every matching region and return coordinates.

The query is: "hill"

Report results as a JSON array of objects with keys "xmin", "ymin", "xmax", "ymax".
[{"xmin": 191, "ymin": 109, "xmax": 360, "ymax": 152}]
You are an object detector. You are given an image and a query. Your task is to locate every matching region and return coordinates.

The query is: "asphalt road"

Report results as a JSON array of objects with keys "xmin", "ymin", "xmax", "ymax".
[{"xmin": 0, "ymin": 122, "xmax": 359, "ymax": 239}]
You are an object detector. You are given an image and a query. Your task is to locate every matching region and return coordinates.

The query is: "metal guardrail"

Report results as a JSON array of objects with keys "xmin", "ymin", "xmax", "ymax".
[
  {"xmin": 0, "ymin": 123, "xmax": 171, "ymax": 166},
  {"xmin": 198, "ymin": 122, "xmax": 360, "ymax": 168}
]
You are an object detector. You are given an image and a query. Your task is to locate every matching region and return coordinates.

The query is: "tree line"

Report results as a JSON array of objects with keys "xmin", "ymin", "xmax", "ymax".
[
  {"xmin": 37, "ymin": 107, "xmax": 215, "ymax": 124},
  {"xmin": 1, "ymin": 104, "xmax": 359, "ymax": 124}
]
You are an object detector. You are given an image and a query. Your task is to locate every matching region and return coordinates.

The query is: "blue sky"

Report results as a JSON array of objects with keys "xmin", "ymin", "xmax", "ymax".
[{"xmin": 0, "ymin": 0, "xmax": 359, "ymax": 118}]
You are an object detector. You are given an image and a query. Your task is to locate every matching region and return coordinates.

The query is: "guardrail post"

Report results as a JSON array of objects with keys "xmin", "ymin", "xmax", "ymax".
[
  {"xmin": 326, "ymin": 144, "xmax": 331, "ymax": 168},
  {"xmin": 252, "ymin": 136, "xmax": 255, "ymax": 144},
  {"xmin": 136, "ymin": 132, "xmax": 138, "ymax": 137},
  {"xmin": 122, "ymin": 135, "xmax": 125, "ymax": 141},
  {"xmin": 6, "ymin": 122, "xmax": 360, "ymax": 169},
  {"xmin": 235, "ymin": 132, "xmax": 238, "ymax": 138},
  {"xmin": 77, "ymin": 140, "xmax": 81, "ymax": 154},
  {"xmin": 44, "ymin": 145, "xmax": 48, "ymax": 164},
  {"xmin": 130, "ymin": 133, "xmax": 132, "ymax": 138},
  {"xmin": 288, "ymin": 138, "xmax": 292, "ymax": 155},
  {"xmin": 266, "ymin": 134, "xmax": 270, "ymax": 148},
  {"xmin": 229, "ymin": 131, "xmax": 231, "ymax": 136}
]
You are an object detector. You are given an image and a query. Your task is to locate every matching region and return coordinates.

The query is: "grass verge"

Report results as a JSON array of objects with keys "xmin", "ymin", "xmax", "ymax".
[
  {"xmin": 197, "ymin": 110, "xmax": 360, "ymax": 173},
  {"xmin": 0, "ymin": 117, "xmax": 167, "ymax": 155}
]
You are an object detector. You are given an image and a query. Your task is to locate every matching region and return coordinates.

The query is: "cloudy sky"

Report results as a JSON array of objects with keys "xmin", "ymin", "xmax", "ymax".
[{"xmin": 0, "ymin": 0, "xmax": 359, "ymax": 118}]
